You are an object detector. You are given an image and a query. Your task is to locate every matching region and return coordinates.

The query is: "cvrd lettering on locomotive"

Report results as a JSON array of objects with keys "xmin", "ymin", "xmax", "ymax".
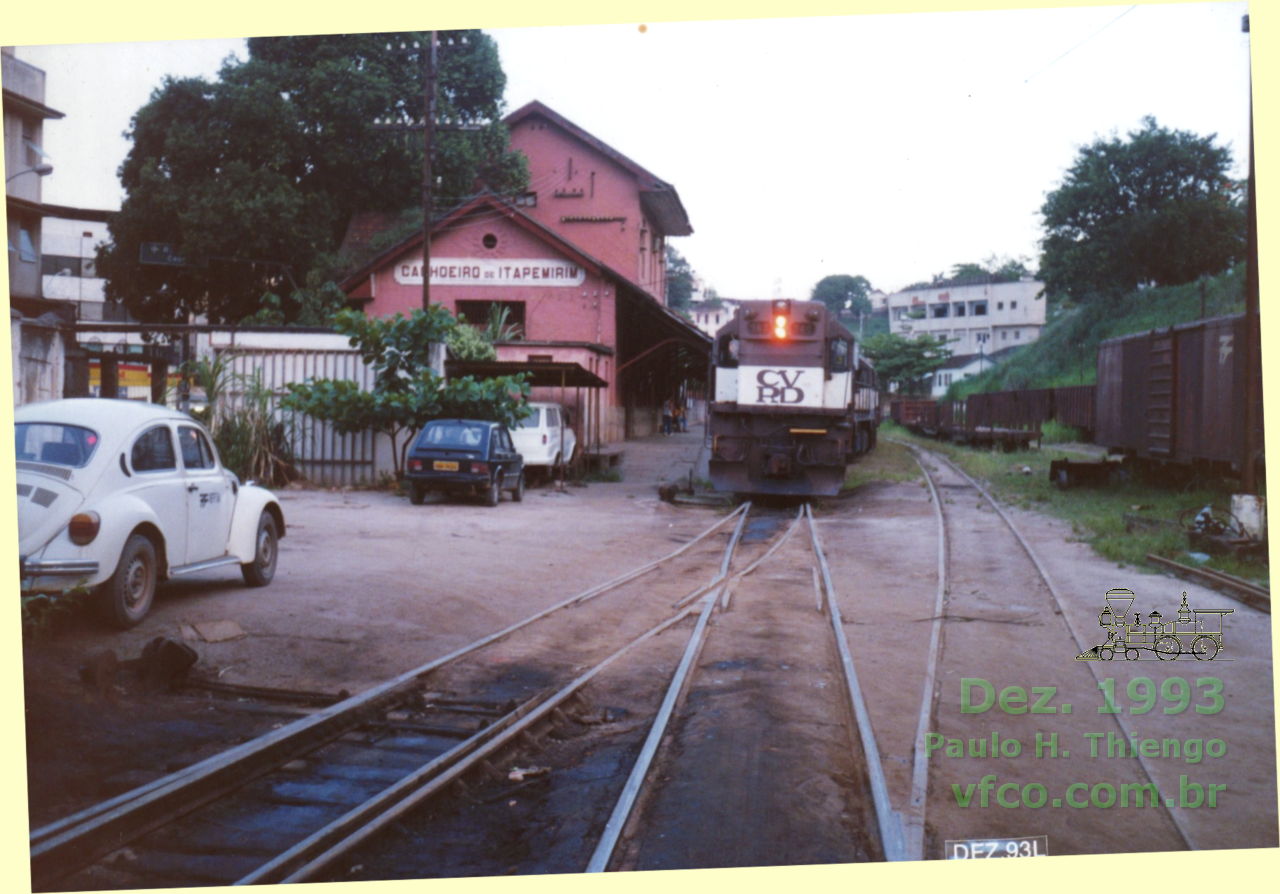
[{"xmin": 756, "ymin": 369, "xmax": 806, "ymax": 404}]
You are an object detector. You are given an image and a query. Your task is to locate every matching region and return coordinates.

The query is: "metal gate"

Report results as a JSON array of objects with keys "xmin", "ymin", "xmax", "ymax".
[{"xmin": 216, "ymin": 344, "xmax": 379, "ymax": 487}]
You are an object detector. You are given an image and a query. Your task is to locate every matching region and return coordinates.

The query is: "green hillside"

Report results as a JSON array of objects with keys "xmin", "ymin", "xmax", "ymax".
[{"xmin": 945, "ymin": 266, "xmax": 1246, "ymax": 400}]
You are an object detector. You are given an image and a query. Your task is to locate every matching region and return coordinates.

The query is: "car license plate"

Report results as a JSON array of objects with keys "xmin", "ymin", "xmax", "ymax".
[{"xmin": 433, "ymin": 460, "xmax": 459, "ymax": 471}]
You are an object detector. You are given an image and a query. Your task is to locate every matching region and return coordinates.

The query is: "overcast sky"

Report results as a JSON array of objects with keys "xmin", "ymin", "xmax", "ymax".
[{"xmin": 11, "ymin": 2, "xmax": 1254, "ymax": 298}]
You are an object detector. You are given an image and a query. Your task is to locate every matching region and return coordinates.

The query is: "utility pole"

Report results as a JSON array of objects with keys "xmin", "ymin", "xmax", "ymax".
[
  {"xmin": 1241, "ymin": 12, "xmax": 1261, "ymax": 494},
  {"xmin": 422, "ymin": 30, "xmax": 437, "ymax": 311}
]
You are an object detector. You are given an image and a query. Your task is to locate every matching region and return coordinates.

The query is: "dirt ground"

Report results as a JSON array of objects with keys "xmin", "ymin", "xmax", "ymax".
[{"xmin": 15, "ymin": 432, "xmax": 1280, "ymax": 876}]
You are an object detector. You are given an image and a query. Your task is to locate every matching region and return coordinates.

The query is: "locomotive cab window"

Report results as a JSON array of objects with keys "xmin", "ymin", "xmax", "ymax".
[
  {"xmin": 828, "ymin": 337, "xmax": 852, "ymax": 375},
  {"xmin": 717, "ymin": 334, "xmax": 740, "ymax": 368}
]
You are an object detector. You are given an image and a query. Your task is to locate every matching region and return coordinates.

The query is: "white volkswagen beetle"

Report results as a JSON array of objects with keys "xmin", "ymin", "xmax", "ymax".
[{"xmin": 16, "ymin": 398, "xmax": 285, "ymax": 628}]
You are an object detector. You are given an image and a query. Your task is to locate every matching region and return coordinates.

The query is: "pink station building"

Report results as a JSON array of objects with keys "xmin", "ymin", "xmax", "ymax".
[{"xmin": 340, "ymin": 101, "xmax": 709, "ymax": 450}]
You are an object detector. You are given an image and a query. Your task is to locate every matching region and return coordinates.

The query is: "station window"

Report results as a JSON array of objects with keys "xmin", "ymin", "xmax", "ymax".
[
  {"xmin": 997, "ymin": 302, "xmax": 1004, "ymax": 310},
  {"xmin": 972, "ymin": 302, "xmax": 987, "ymax": 316},
  {"xmin": 931, "ymin": 304, "xmax": 949, "ymax": 318},
  {"xmin": 954, "ymin": 304, "xmax": 966, "ymax": 317},
  {"xmin": 1011, "ymin": 300, "xmax": 1017, "ymax": 309},
  {"xmin": 514, "ymin": 192, "xmax": 537, "ymax": 207},
  {"xmin": 1015, "ymin": 330, "xmax": 1021, "ymax": 340},
  {"xmin": 456, "ymin": 300, "xmax": 526, "ymax": 339}
]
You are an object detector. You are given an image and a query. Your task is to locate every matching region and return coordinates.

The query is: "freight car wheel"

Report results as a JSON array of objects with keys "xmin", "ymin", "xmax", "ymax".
[
  {"xmin": 1099, "ymin": 647, "xmax": 1114, "ymax": 660},
  {"xmin": 1192, "ymin": 635, "xmax": 1219, "ymax": 660}
]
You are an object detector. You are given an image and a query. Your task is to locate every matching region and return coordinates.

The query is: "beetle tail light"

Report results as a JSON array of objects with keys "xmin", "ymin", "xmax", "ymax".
[
  {"xmin": 472, "ymin": 462, "xmax": 490, "ymax": 475},
  {"xmin": 69, "ymin": 511, "xmax": 100, "ymax": 546},
  {"xmin": 409, "ymin": 458, "xmax": 423, "ymax": 472}
]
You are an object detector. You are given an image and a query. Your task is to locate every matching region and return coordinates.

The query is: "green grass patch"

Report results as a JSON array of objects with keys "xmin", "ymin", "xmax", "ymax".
[
  {"xmin": 843, "ymin": 435, "xmax": 921, "ymax": 491},
  {"xmin": 1040, "ymin": 419, "xmax": 1084, "ymax": 445},
  {"xmin": 944, "ymin": 266, "xmax": 1245, "ymax": 399},
  {"xmin": 882, "ymin": 423, "xmax": 1268, "ymax": 587}
]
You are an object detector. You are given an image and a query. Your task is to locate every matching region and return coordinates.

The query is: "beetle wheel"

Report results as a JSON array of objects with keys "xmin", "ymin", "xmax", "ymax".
[
  {"xmin": 511, "ymin": 471, "xmax": 525, "ymax": 502},
  {"xmin": 241, "ymin": 512, "xmax": 279, "ymax": 587},
  {"xmin": 101, "ymin": 533, "xmax": 158, "ymax": 629}
]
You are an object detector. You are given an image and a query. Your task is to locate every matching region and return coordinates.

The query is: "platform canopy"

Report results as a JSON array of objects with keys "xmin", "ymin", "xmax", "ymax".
[{"xmin": 445, "ymin": 360, "xmax": 608, "ymax": 389}]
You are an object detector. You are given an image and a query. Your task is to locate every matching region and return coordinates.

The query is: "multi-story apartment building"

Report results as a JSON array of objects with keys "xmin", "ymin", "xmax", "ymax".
[
  {"xmin": 886, "ymin": 277, "xmax": 1046, "ymax": 356},
  {"xmin": 4, "ymin": 46, "xmax": 62, "ymax": 303}
]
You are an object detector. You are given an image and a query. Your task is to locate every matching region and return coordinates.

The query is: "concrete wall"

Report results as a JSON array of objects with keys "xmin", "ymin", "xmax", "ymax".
[{"xmin": 12, "ymin": 315, "xmax": 66, "ymax": 406}]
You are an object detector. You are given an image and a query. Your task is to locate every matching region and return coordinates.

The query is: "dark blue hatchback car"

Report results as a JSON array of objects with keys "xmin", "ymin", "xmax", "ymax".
[{"xmin": 406, "ymin": 419, "xmax": 525, "ymax": 506}]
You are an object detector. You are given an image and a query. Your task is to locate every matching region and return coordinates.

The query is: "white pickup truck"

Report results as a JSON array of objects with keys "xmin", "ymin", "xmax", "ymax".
[{"xmin": 511, "ymin": 402, "xmax": 577, "ymax": 475}]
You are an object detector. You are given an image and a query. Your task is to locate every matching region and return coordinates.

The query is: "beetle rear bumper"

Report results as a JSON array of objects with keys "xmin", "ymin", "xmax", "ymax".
[{"xmin": 20, "ymin": 558, "xmax": 101, "ymax": 594}]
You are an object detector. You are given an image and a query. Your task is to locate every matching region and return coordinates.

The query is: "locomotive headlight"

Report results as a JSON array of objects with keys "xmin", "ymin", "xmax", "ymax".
[{"xmin": 773, "ymin": 315, "xmax": 788, "ymax": 339}]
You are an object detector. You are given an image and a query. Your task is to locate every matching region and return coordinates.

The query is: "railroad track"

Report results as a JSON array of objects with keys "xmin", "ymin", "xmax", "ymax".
[
  {"xmin": 30, "ymin": 501, "xmax": 907, "ymax": 887},
  {"xmin": 586, "ymin": 503, "xmax": 904, "ymax": 870},
  {"xmin": 31, "ymin": 507, "xmax": 749, "ymax": 889},
  {"xmin": 899, "ymin": 442, "xmax": 1193, "ymax": 857}
]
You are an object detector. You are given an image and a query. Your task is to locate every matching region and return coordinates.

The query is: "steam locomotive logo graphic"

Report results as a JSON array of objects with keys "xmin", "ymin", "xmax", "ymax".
[{"xmin": 1075, "ymin": 588, "xmax": 1232, "ymax": 661}]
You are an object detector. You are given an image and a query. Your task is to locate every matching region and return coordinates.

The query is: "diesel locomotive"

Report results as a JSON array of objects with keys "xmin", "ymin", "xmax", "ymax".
[{"xmin": 707, "ymin": 299, "xmax": 878, "ymax": 496}]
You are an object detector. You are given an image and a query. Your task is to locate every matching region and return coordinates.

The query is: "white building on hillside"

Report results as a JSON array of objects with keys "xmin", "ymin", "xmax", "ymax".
[
  {"xmin": 689, "ymin": 299, "xmax": 742, "ymax": 337},
  {"xmin": 887, "ymin": 277, "xmax": 1046, "ymax": 356},
  {"xmin": 927, "ymin": 345, "xmax": 1023, "ymax": 397}
]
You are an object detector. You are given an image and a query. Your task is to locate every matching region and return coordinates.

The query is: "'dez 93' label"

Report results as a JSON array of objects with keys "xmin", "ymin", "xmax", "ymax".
[
  {"xmin": 738, "ymin": 366, "xmax": 825, "ymax": 408},
  {"xmin": 945, "ymin": 836, "xmax": 1048, "ymax": 859}
]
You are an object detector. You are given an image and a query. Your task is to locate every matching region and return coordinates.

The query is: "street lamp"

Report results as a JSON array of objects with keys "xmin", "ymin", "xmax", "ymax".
[{"xmin": 6, "ymin": 162, "xmax": 53, "ymax": 183}]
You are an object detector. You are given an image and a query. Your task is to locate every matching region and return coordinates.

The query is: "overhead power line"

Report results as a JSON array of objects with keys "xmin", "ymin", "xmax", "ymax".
[{"xmin": 1024, "ymin": 5, "xmax": 1137, "ymax": 84}]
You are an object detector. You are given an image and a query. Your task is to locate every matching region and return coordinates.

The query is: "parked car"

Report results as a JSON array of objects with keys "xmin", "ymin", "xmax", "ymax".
[
  {"xmin": 16, "ymin": 399, "xmax": 286, "ymax": 628},
  {"xmin": 511, "ymin": 402, "xmax": 577, "ymax": 475},
  {"xmin": 406, "ymin": 419, "xmax": 524, "ymax": 506}
]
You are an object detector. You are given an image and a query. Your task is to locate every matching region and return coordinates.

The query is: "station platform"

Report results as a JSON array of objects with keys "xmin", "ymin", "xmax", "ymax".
[{"xmin": 616, "ymin": 429, "xmax": 709, "ymax": 488}]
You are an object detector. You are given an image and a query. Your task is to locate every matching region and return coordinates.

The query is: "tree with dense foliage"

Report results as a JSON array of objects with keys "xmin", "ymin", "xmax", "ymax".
[
  {"xmin": 861, "ymin": 332, "xmax": 953, "ymax": 395},
  {"xmin": 811, "ymin": 274, "xmax": 872, "ymax": 316},
  {"xmin": 948, "ymin": 257, "xmax": 1030, "ymax": 283},
  {"xmin": 1039, "ymin": 116, "xmax": 1245, "ymax": 301},
  {"xmin": 281, "ymin": 308, "xmax": 530, "ymax": 476},
  {"xmin": 99, "ymin": 32, "xmax": 528, "ymax": 324},
  {"xmin": 665, "ymin": 245, "xmax": 695, "ymax": 310}
]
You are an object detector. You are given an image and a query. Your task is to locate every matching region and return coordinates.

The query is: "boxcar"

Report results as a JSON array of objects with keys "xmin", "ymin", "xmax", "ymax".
[{"xmin": 1095, "ymin": 314, "xmax": 1261, "ymax": 474}]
